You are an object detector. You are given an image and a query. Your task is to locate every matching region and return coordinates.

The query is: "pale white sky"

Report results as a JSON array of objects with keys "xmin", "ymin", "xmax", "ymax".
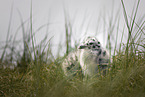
[{"xmin": 0, "ymin": 0, "xmax": 145, "ymax": 56}]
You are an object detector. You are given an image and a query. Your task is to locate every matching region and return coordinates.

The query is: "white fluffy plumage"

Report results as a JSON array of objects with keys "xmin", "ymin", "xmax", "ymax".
[{"xmin": 62, "ymin": 36, "xmax": 110, "ymax": 77}]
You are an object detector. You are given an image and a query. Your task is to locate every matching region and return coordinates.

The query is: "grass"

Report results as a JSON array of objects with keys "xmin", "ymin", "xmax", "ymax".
[
  {"xmin": 0, "ymin": 50, "xmax": 144, "ymax": 97},
  {"xmin": 0, "ymin": 0, "xmax": 145, "ymax": 97}
]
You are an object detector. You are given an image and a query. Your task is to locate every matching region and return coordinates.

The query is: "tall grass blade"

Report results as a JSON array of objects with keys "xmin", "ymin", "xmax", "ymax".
[
  {"xmin": 1, "ymin": 1, "xmax": 14, "ymax": 62},
  {"xmin": 119, "ymin": 25, "xmax": 125, "ymax": 52},
  {"xmin": 30, "ymin": 0, "xmax": 36, "ymax": 60},
  {"xmin": 63, "ymin": 6, "xmax": 72, "ymax": 55},
  {"xmin": 120, "ymin": 0, "xmax": 140, "ymax": 68},
  {"xmin": 113, "ymin": 17, "xmax": 120, "ymax": 56},
  {"xmin": 130, "ymin": 0, "xmax": 140, "ymax": 32}
]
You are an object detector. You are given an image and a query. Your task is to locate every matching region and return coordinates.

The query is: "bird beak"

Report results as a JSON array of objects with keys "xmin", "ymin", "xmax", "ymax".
[{"xmin": 78, "ymin": 44, "xmax": 87, "ymax": 49}]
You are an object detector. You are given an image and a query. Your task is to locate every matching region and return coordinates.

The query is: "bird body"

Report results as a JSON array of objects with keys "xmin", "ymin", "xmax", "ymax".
[{"xmin": 62, "ymin": 36, "xmax": 110, "ymax": 77}]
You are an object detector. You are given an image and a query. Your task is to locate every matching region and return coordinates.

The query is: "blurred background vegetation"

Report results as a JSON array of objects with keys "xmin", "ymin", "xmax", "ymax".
[{"xmin": 0, "ymin": 0, "xmax": 145, "ymax": 97}]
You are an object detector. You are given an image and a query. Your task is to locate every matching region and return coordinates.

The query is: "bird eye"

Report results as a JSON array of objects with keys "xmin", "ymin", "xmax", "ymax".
[
  {"xmin": 89, "ymin": 42, "xmax": 93, "ymax": 45},
  {"xmin": 98, "ymin": 42, "xmax": 100, "ymax": 44}
]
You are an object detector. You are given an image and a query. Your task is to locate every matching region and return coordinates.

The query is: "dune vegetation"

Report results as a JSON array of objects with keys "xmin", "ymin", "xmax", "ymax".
[{"xmin": 0, "ymin": 0, "xmax": 144, "ymax": 97}]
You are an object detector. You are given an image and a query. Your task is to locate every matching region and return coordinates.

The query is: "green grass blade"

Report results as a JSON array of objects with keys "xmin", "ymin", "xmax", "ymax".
[{"xmin": 1, "ymin": 1, "xmax": 14, "ymax": 62}]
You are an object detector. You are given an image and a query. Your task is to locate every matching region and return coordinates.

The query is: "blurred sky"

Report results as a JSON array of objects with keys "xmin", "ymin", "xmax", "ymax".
[{"xmin": 0, "ymin": 0, "xmax": 145, "ymax": 56}]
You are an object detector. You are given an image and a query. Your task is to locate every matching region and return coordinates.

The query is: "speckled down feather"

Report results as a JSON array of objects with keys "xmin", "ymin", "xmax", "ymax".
[{"xmin": 62, "ymin": 36, "xmax": 110, "ymax": 77}]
